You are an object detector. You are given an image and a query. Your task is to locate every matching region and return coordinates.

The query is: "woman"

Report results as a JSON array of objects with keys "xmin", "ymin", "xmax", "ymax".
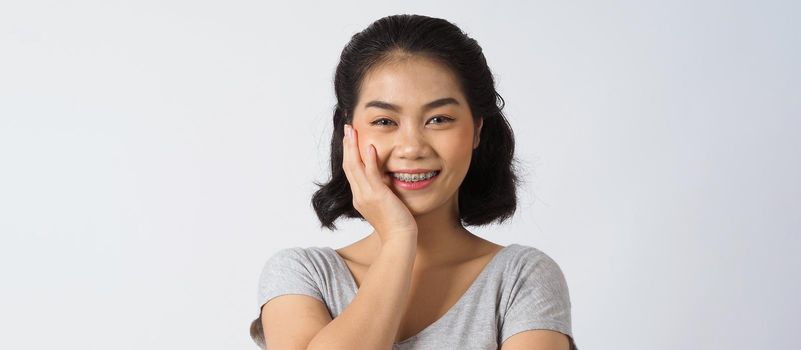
[{"xmin": 250, "ymin": 14, "xmax": 577, "ymax": 350}]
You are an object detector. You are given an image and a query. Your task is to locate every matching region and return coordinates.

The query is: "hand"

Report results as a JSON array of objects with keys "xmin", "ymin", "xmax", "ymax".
[{"xmin": 342, "ymin": 123, "xmax": 418, "ymax": 244}]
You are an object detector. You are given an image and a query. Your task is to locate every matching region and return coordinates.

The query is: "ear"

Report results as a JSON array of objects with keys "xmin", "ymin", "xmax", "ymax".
[{"xmin": 473, "ymin": 117, "xmax": 484, "ymax": 150}]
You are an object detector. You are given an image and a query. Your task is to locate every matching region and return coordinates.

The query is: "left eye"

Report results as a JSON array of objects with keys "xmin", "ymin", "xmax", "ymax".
[
  {"xmin": 428, "ymin": 115, "xmax": 454, "ymax": 124},
  {"xmin": 369, "ymin": 115, "xmax": 454, "ymax": 127}
]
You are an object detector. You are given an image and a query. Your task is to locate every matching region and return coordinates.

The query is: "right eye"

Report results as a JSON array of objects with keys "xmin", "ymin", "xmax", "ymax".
[{"xmin": 370, "ymin": 118, "xmax": 397, "ymax": 127}]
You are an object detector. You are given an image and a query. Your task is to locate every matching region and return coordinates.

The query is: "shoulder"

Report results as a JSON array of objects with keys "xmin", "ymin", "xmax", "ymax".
[
  {"xmin": 262, "ymin": 246, "xmax": 332, "ymax": 266},
  {"xmin": 497, "ymin": 244, "xmax": 574, "ymax": 345},
  {"xmin": 501, "ymin": 244, "xmax": 564, "ymax": 273},
  {"xmin": 258, "ymin": 245, "xmax": 343, "ymax": 283},
  {"xmin": 497, "ymin": 244, "xmax": 571, "ymax": 298},
  {"xmin": 266, "ymin": 246, "xmax": 307, "ymax": 261},
  {"xmin": 258, "ymin": 246, "xmax": 315, "ymax": 282},
  {"xmin": 258, "ymin": 247, "xmax": 310, "ymax": 273},
  {"xmin": 256, "ymin": 246, "xmax": 334, "ymax": 307}
]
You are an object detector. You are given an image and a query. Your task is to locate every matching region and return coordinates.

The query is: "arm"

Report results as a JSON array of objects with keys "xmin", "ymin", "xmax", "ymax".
[
  {"xmin": 259, "ymin": 237, "xmax": 416, "ymax": 350},
  {"xmin": 261, "ymin": 122, "xmax": 420, "ymax": 349},
  {"xmin": 306, "ymin": 237, "xmax": 416, "ymax": 350},
  {"xmin": 500, "ymin": 329, "xmax": 571, "ymax": 350},
  {"xmin": 498, "ymin": 248, "xmax": 575, "ymax": 350}
]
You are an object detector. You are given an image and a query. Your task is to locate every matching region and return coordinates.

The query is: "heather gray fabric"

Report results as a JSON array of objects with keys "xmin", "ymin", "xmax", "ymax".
[{"xmin": 254, "ymin": 243, "xmax": 577, "ymax": 350}]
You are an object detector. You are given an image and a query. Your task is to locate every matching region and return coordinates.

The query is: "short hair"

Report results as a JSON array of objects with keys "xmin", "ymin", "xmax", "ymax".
[{"xmin": 311, "ymin": 14, "xmax": 520, "ymax": 230}]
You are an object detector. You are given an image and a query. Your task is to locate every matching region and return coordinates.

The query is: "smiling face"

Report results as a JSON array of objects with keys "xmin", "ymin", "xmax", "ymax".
[{"xmin": 351, "ymin": 54, "xmax": 483, "ymax": 216}]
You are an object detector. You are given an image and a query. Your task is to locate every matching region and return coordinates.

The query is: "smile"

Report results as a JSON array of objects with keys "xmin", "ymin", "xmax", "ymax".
[
  {"xmin": 388, "ymin": 170, "xmax": 441, "ymax": 190},
  {"xmin": 390, "ymin": 170, "xmax": 440, "ymax": 182}
]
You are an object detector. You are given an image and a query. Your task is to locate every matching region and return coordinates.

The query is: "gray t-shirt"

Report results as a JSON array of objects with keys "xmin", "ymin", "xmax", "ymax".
[{"xmin": 251, "ymin": 243, "xmax": 577, "ymax": 350}]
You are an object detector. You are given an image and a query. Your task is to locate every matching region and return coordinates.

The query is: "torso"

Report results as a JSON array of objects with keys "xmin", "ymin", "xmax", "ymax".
[{"xmin": 335, "ymin": 237, "xmax": 505, "ymax": 343}]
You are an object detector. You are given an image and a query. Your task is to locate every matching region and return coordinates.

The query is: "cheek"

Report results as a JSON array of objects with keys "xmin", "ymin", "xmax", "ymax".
[
  {"xmin": 355, "ymin": 131, "xmax": 378, "ymax": 158},
  {"xmin": 358, "ymin": 133, "xmax": 391, "ymax": 171},
  {"xmin": 438, "ymin": 132, "xmax": 475, "ymax": 167},
  {"xmin": 356, "ymin": 134, "xmax": 393, "ymax": 184}
]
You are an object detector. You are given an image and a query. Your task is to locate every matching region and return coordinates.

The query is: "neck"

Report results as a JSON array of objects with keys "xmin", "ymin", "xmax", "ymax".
[{"xmin": 367, "ymin": 194, "xmax": 481, "ymax": 268}]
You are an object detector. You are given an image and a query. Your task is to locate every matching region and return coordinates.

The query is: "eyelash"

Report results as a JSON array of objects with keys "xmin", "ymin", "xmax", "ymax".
[{"xmin": 370, "ymin": 115, "xmax": 454, "ymax": 127}]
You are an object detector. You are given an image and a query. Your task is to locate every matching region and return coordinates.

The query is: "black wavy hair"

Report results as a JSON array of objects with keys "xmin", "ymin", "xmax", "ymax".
[{"xmin": 310, "ymin": 14, "xmax": 520, "ymax": 230}]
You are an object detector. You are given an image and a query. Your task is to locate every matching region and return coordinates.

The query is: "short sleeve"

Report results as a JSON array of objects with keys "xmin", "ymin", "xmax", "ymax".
[
  {"xmin": 256, "ymin": 247, "xmax": 324, "ymax": 310},
  {"xmin": 500, "ymin": 248, "xmax": 576, "ymax": 348}
]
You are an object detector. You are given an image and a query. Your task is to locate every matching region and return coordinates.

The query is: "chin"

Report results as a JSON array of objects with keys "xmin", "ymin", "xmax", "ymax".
[
  {"xmin": 408, "ymin": 206, "xmax": 433, "ymax": 217},
  {"xmin": 391, "ymin": 194, "xmax": 425, "ymax": 214},
  {"xmin": 401, "ymin": 194, "xmax": 454, "ymax": 218}
]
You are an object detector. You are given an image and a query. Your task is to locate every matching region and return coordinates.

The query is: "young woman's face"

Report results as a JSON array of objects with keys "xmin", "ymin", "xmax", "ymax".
[{"xmin": 351, "ymin": 55, "xmax": 482, "ymax": 216}]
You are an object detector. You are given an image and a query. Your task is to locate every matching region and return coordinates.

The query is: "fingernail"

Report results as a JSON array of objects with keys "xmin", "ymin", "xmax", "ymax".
[{"xmin": 344, "ymin": 124, "xmax": 350, "ymax": 138}]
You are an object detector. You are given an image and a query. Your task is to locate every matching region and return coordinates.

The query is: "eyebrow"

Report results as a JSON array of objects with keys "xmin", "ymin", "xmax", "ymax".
[{"xmin": 364, "ymin": 97, "xmax": 460, "ymax": 113}]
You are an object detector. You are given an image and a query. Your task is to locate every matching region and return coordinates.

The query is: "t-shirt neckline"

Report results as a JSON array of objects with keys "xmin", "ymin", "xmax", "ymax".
[{"xmin": 325, "ymin": 244, "xmax": 515, "ymax": 344}]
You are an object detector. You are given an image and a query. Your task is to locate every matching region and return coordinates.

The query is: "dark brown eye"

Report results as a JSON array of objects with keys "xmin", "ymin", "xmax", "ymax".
[
  {"xmin": 370, "ymin": 118, "xmax": 396, "ymax": 127},
  {"xmin": 428, "ymin": 115, "xmax": 454, "ymax": 124}
]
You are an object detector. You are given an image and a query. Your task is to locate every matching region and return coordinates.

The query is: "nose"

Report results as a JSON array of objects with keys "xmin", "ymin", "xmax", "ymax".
[{"xmin": 393, "ymin": 124, "xmax": 432, "ymax": 160}]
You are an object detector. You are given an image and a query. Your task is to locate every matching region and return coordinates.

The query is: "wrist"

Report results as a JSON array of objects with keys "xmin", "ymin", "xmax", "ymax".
[{"xmin": 381, "ymin": 233, "xmax": 417, "ymax": 249}]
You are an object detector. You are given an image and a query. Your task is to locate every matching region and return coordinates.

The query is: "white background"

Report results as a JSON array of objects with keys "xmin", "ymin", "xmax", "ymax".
[{"xmin": 1, "ymin": 1, "xmax": 799, "ymax": 349}]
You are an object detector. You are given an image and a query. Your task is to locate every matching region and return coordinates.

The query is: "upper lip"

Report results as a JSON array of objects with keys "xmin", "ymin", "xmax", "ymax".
[{"xmin": 388, "ymin": 168, "xmax": 440, "ymax": 174}]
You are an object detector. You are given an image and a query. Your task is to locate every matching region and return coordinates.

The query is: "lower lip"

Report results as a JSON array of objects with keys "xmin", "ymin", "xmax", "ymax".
[{"xmin": 391, "ymin": 172, "xmax": 439, "ymax": 190}]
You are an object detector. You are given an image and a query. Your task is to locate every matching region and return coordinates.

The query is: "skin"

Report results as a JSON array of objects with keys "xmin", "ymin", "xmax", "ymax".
[
  {"xmin": 343, "ymin": 54, "xmax": 500, "ymax": 269},
  {"xmin": 259, "ymin": 53, "xmax": 570, "ymax": 350},
  {"xmin": 335, "ymin": 53, "xmax": 570, "ymax": 348}
]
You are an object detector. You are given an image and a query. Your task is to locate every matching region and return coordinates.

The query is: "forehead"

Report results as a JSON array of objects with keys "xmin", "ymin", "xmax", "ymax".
[{"xmin": 357, "ymin": 56, "xmax": 465, "ymax": 109}]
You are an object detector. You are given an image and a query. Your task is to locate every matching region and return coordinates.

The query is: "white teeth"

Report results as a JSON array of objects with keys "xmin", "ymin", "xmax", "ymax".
[{"xmin": 392, "ymin": 171, "xmax": 439, "ymax": 182}]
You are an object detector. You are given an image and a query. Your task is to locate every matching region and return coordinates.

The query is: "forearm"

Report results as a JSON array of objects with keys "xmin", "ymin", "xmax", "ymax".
[{"xmin": 307, "ymin": 237, "xmax": 416, "ymax": 350}]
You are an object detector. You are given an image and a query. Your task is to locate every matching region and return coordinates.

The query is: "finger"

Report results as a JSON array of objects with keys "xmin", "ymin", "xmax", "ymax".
[
  {"xmin": 341, "ymin": 124, "xmax": 360, "ymax": 195},
  {"xmin": 343, "ymin": 124, "xmax": 368, "ymax": 194},
  {"xmin": 363, "ymin": 143, "xmax": 384, "ymax": 191}
]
